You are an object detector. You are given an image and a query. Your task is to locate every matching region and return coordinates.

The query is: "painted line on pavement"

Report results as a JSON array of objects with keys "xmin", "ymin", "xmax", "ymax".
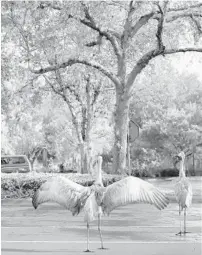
[
  {"xmin": 1, "ymin": 225, "xmax": 186, "ymax": 228},
  {"xmin": 2, "ymin": 240, "xmax": 201, "ymax": 244}
]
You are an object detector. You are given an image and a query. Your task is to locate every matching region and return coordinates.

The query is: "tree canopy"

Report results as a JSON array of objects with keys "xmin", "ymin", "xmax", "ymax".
[{"xmin": 1, "ymin": 1, "xmax": 202, "ymax": 174}]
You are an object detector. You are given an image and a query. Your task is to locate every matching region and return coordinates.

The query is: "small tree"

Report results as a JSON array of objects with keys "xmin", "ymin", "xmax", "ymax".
[{"xmin": 42, "ymin": 70, "xmax": 104, "ymax": 173}]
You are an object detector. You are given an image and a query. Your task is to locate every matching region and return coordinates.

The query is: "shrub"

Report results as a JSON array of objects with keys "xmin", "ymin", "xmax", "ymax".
[
  {"xmin": 1, "ymin": 172, "xmax": 123, "ymax": 199},
  {"xmin": 156, "ymin": 168, "xmax": 179, "ymax": 177},
  {"xmin": 131, "ymin": 169, "xmax": 154, "ymax": 178}
]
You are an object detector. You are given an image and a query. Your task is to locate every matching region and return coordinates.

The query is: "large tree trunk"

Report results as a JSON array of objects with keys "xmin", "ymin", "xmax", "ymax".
[
  {"xmin": 80, "ymin": 142, "xmax": 86, "ymax": 174},
  {"xmin": 79, "ymin": 86, "xmax": 94, "ymax": 174},
  {"xmin": 79, "ymin": 141, "xmax": 92, "ymax": 174},
  {"xmin": 112, "ymin": 91, "xmax": 130, "ymax": 174}
]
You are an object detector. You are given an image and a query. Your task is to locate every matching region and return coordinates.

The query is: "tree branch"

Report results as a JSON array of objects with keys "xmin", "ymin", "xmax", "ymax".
[
  {"xmin": 62, "ymin": 91, "xmax": 82, "ymax": 143},
  {"xmin": 54, "ymin": 70, "xmax": 84, "ymax": 106},
  {"xmin": 77, "ymin": 3, "xmax": 121, "ymax": 59},
  {"xmin": 150, "ymin": 2, "xmax": 202, "ymax": 23},
  {"xmin": 91, "ymin": 78, "xmax": 102, "ymax": 106},
  {"xmin": 165, "ymin": 11, "xmax": 202, "ymax": 23},
  {"xmin": 43, "ymin": 75, "xmax": 63, "ymax": 96},
  {"xmin": 167, "ymin": 3, "xmax": 202, "ymax": 12},
  {"xmin": 190, "ymin": 15, "xmax": 202, "ymax": 35},
  {"xmin": 154, "ymin": 2, "xmax": 169, "ymax": 54},
  {"xmin": 162, "ymin": 48, "xmax": 202, "ymax": 55},
  {"xmin": 9, "ymin": 6, "xmax": 32, "ymax": 68},
  {"xmin": 155, "ymin": 2, "xmax": 165, "ymax": 52},
  {"xmin": 126, "ymin": 47, "xmax": 202, "ymax": 89},
  {"xmin": 126, "ymin": 50, "xmax": 158, "ymax": 88},
  {"xmin": 92, "ymin": 84, "xmax": 101, "ymax": 106},
  {"xmin": 37, "ymin": 1, "xmax": 121, "ymax": 60},
  {"xmin": 38, "ymin": 2, "xmax": 62, "ymax": 11},
  {"xmin": 121, "ymin": 1, "xmax": 136, "ymax": 48},
  {"xmin": 81, "ymin": 105, "xmax": 87, "ymax": 141},
  {"xmin": 31, "ymin": 58, "xmax": 120, "ymax": 87},
  {"xmin": 131, "ymin": 12, "xmax": 156, "ymax": 38}
]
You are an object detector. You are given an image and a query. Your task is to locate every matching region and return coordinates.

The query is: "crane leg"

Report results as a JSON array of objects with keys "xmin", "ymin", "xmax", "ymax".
[
  {"xmin": 84, "ymin": 223, "xmax": 92, "ymax": 252},
  {"xmin": 98, "ymin": 214, "xmax": 107, "ymax": 250},
  {"xmin": 184, "ymin": 208, "xmax": 186, "ymax": 234},
  {"xmin": 183, "ymin": 208, "xmax": 190, "ymax": 234},
  {"xmin": 176, "ymin": 205, "xmax": 182, "ymax": 236}
]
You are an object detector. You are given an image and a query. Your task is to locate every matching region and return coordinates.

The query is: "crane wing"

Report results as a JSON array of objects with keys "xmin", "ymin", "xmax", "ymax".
[
  {"xmin": 32, "ymin": 176, "xmax": 91, "ymax": 215},
  {"xmin": 102, "ymin": 176, "xmax": 169, "ymax": 214}
]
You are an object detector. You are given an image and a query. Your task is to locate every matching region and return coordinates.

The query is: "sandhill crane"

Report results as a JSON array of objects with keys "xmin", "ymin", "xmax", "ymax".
[
  {"xmin": 173, "ymin": 151, "xmax": 193, "ymax": 235},
  {"xmin": 32, "ymin": 156, "xmax": 169, "ymax": 252}
]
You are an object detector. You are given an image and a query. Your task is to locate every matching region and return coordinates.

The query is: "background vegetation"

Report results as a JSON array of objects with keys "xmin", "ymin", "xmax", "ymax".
[{"xmin": 1, "ymin": 1, "xmax": 202, "ymax": 177}]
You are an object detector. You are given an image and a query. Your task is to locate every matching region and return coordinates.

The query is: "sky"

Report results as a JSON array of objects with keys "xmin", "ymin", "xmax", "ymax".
[{"xmin": 171, "ymin": 53, "xmax": 202, "ymax": 81}]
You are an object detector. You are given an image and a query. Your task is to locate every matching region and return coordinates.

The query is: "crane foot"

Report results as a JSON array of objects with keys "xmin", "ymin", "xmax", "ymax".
[
  {"xmin": 176, "ymin": 231, "xmax": 183, "ymax": 236},
  {"xmin": 84, "ymin": 249, "xmax": 93, "ymax": 252},
  {"xmin": 183, "ymin": 231, "xmax": 191, "ymax": 235},
  {"xmin": 98, "ymin": 247, "xmax": 108, "ymax": 250},
  {"xmin": 176, "ymin": 231, "xmax": 191, "ymax": 236}
]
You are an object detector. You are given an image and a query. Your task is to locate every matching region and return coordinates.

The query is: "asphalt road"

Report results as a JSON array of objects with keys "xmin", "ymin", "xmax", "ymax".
[{"xmin": 1, "ymin": 177, "xmax": 202, "ymax": 255}]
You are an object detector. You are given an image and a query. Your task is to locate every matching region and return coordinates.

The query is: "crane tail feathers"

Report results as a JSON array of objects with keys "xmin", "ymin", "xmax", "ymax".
[{"xmin": 32, "ymin": 190, "xmax": 39, "ymax": 209}]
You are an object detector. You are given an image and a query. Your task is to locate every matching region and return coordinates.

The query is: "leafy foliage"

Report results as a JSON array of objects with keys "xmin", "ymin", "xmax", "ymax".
[
  {"xmin": 129, "ymin": 63, "xmax": 202, "ymax": 172},
  {"xmin": 1, "ymin": 172, "xmax": 123, "ymax": 199},
  {"xmin": 1, "ymin": 1, "xmax": 202, "ymax": 175}
]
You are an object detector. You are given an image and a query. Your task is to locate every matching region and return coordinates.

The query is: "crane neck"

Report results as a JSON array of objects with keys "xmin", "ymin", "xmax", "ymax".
[
  {"xmin": 179, "ymin": 159, "xmax": 186, "ymax": 178},
  {"xmin": 95, "ymin": 156, "xmax": 103, "ymax": 186}
]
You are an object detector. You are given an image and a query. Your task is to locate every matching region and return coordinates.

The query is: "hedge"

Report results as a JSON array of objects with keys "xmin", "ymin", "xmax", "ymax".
[
  {"xmin": 155, "ymin": 168, "xmax": 179, "ymax": 177},
  {"xmin": 1, "ymin": 172, "xmax": 123, "ymax": 200}
]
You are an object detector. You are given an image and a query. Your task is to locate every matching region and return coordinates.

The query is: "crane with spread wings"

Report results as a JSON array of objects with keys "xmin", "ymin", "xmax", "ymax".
[{"xmin": 32, "ymin": 156, "xmax": 169, "ymax": 252}]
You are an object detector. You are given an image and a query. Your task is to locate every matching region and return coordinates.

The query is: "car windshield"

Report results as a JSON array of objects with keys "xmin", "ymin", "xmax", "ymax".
[
  {"xmin": 1, "ymin": 157, "xmax": 26, "ymax": 164},
  {"xmin": 1, "ymin": 158, "xmax": 10, "ymax": 164}
]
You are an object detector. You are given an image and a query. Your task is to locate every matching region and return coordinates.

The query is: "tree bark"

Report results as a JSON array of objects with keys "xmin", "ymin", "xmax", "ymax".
[
  {"xmin": 193, "ymin": 153, "xmax": 195, "ymax": 176},
  {"xmin": 79, "ymin": 75, "xmax": 95, "ymax": 174},
  {"xmin": 112, "ymin": 90, "xmax": 130, "ymax": 174},
  {"xmin": 79, "ymin": 141, "xmax": 92, "ymax": 174},
  {"xmin": 30, "ymin": 160, "xmax": 34, "ymax": 172}
]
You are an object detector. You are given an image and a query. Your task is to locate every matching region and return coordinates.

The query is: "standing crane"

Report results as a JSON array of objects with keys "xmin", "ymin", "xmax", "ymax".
[
  {"xmin": 173, "ymin": 151, "xmax": 193, "ymax": 235},
  {"xmin": 32, "ymin": 156, "xmax": 169, "ymax": 252}
]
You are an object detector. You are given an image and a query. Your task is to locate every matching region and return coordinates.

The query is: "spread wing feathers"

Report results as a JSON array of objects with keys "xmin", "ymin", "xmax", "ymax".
[
  {"xmin": 102, "ymin": 176, "xmax": 169, "ymax": 214},
  {"xmin": 174, "ymin": 178, "xmax": 193, "ymax": 209},
  {"xmin": 32, "ymin": 176, "xmax": 91, "ymax": 215}
]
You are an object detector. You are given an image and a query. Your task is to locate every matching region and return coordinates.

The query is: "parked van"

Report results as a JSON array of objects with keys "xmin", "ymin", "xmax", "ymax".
[{"xmin": 1, "ymin": 155, "xmax": 31, "ymax": 173}]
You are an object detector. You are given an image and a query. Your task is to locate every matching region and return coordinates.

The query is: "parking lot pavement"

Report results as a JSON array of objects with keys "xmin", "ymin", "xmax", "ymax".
[
  {"xmin": 1, "ymin": 177, "xmax": 202, "ymax": 255},
  {"xmin": 1, "ymin": 242, "xmax": 201, "ymax": 255}
]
